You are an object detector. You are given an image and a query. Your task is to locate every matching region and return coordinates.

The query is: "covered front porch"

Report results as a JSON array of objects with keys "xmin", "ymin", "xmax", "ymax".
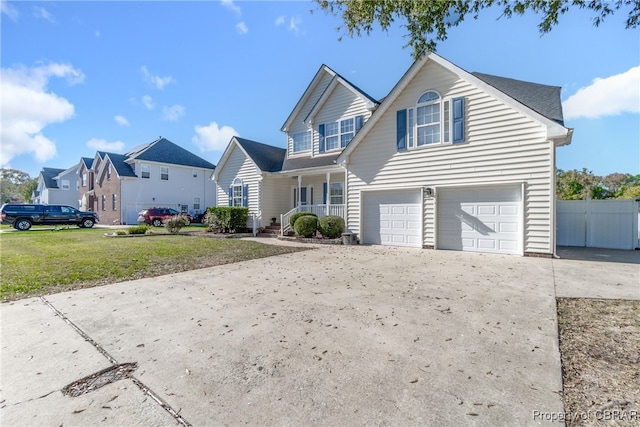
[{"xmin": 278, "ymin": 169, "xmax": 345, "ymax": 235}]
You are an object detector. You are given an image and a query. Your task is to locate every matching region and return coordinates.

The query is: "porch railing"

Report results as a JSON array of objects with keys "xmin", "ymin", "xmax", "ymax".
[{"xmin": 280, "ymin": 204, "xmax": 345, "ymax": 235}]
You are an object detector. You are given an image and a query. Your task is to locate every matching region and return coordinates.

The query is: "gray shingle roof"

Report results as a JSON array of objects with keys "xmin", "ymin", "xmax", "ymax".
[
  {"xmin": 105, "ymin": 153, "xmax": 137, "ymax": 177},
  {"xmin": 472, "ymin": 72, "xmax": 564, "ymax": 125},
  {"xmin": 130, "ymin": 138, "xmax": 215, "ymax": 170},
  {"xmin": 281, "ymin": 153, "xmax": 340, "ymax": 172},
  {"xmin": 40, "ymin": 167, "xmax": 65, "ymax": 189},
  {"xmin": 81, "ymin": 157, "xmax": 94, "ymax": 170},
  {"xmin": 235, "ymin": 138, "xmax": 286, "ymax": 172}
]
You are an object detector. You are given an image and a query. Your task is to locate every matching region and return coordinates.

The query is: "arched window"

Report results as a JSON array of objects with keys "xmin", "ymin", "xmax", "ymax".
[
  {"xmin": 401, "ymin": 90, "xmax": 464, "ymax": 150},
  {"xmin": 229, "ymin": 178, "xmax": 248, "ymax": 207}
]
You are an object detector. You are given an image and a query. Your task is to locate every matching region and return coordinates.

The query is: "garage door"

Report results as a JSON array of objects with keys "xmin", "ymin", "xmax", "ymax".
[
  {"xmin": 362, "ymin": 190, "xmax": 422, "ymax": 247},
  {"xmin": 437, "ymin": 186, "xmax": 521, "ymax": 254}
]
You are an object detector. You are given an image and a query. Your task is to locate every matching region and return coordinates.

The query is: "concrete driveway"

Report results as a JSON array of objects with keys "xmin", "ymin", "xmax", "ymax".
[{"xmin": 1, "ymin": 243, "xmax": 638, "ymax": 426}]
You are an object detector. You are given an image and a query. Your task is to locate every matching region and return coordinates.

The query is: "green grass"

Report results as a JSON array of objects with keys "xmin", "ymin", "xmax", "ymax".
[{"xmin": 0, "ymin": 228, "xmax": 306, "ymax": 302}]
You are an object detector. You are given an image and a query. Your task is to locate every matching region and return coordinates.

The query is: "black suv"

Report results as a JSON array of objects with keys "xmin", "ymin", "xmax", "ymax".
[{"xmin": 0, "ymin": 204, "xmax": 99, "ymax": 231}]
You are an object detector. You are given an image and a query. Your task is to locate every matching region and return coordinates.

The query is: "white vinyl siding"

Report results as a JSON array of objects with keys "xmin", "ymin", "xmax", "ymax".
[
  {"xmin": 121, "ymin": 164, "xmax": 215, "ymax": 225},
  {"xmin": 215, "ymin": 144, "xmax": 262, "ymax": 226},
  {"xmin": 346, "ymin": 60, "xmax": 555, "ymax": 254}
]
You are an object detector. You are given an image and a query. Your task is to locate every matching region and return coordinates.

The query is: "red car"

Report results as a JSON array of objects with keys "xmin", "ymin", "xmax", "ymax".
[{"xmin": 137, "ymin": 208, "xmax": 193, "ymax": 227}]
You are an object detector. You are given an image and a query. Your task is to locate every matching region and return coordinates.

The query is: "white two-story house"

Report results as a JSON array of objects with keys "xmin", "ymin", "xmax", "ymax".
[{"xmin": 213, "ymin": 52, "xmax": 572, "ymax": 257}]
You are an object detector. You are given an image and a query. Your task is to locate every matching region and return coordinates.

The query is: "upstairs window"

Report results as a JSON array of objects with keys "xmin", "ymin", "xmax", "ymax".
[
  {"xmin": 397, "ymin": 92, "xmax": 465, "ymax": 151},
  {"xmin": 292, "ymin": 131, "xmax": 311, "ymax": 153},
  {"xmin": 107, "ymin": 164, "xmax": 112, "ymax": 180},
  {"xmin": 161, "ymin": 167, "xmax": 169, "ymax": 181},
  {"xmin": 61, "ymin": 180, "xmax": 70, "ymax": 190},
  {"xmin": 82, "ymin": 173, "xmax": 87, "ymax": 187},
  {"xmin": 319, "ymin": 115, "xmax": 363, "ymax": 153},
  {"xmin": 141, "ymin": 164, "xmax": 150, "ymax": 179},
  {"xmin": 192, "ymin": 170, "xmax": 198, "ymax": 178}
]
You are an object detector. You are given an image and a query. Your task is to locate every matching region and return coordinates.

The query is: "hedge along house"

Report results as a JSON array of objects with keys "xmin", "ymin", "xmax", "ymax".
[
  {"xmin": 338, "ymin": 52, "xmax": 573, "ymax": 256},
  {"xmin": 213, "ymin": 64, "xmax": 379, "ymax": 230}
]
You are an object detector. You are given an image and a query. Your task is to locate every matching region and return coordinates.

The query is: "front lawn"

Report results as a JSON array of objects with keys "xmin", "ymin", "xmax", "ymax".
[{"xmin": 0, "ymin": 228, "xmax": 306, "ymax": 302}]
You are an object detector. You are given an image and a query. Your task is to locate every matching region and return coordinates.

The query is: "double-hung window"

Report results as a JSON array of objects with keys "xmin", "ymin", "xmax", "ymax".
[
  {"xmin": 330, "ymin": 182, "xmax": 344, "ymax": 205},
  {"xmin": 161, "ymin": 167, "xmax": 169, "ymax": 181},
  {"xmin": 292, "ymin": 131, "xmax": 311, "ymax": 153},
  {"xmin": 141, "ymin": 164, "xmax": 150, "ymax": 179},
  {"xmin": 324, "ymin": 118, "xmax": 354, "ymax": 151},
  {"xmin": 399, "ymin": 91, "xmax": 464, "ymax": 151},
  {"xmin": 112, "ymin": 194, "xmax": 117, "ymax": 210},
  {"xmin": 229, "ymin": 178, "xmax": 248, "ymax": 207}
]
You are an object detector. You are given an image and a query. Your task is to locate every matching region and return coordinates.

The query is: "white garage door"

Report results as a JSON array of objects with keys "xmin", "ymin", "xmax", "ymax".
[
  {"xmin": 437, "ymin": 186, "xmax": 521, "ymax": 254},
  {"xmin": 362, "ymin": 190, "xmax": 422, "ymax": 247}
]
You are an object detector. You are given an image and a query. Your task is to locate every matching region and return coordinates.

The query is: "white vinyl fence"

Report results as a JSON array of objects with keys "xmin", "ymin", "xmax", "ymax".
[{"xmin": 557, "ymin": 199, "xmax": 640, "ymax": 250}]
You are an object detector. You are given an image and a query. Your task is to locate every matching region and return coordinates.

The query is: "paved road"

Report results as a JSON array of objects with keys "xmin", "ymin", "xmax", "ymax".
[{"xmin": 1, "ymin": 243, "xmax": 638, "ymax": 426}]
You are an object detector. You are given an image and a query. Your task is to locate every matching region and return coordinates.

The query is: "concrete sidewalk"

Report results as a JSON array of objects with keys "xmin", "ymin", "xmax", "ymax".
[{"xmin": 1, "ymin": 244, "xmax": 636, "ymax": 426}]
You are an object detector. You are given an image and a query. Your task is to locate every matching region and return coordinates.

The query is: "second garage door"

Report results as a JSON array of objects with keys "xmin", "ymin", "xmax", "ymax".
[
  {"xmin": 362, "ymin": 190, "xmax": 422, "ymax": 247},
  {"xmin": 437, "ymin": 185, "xmax": 522, "ymax": 254}
]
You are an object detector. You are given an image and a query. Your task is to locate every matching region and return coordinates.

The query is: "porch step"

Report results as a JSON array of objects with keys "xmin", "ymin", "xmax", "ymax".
[{"xmin": 261, "ymin": 223, "xmax": 281, "ymax": 236}]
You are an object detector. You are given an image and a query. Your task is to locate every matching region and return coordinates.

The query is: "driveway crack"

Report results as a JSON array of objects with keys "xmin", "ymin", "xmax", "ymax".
[{"xmin": 40, "ymin": 296, "xmax": 192, "ymax": 427}]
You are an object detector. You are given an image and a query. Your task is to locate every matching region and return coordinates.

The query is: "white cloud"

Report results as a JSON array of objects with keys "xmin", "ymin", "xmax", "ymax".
[
  {"xmin": 142, "ymin": 95, "xmax": 155, "ymax": 110},
  {"xmin": 162, "ymin": 104, "xmax": 185, "ymax": 121},
  {"xmin": 33, "ymin": 6, "xmax": 55, "ymax": 23},
  {"xmin": 114, "ymin": 115, "xmax": 130, "ymax": 126},
  {"xmin": 236, "ymin": 21, "xmax": 248, "ymax": 35},
  {"xmin": 0, "ymin": 63, "xmax": 84, "ymax": 167},
  {"xmin": 192, "ymin": 122, "xmax": 238, "ymax": 152},
  {"xmin": 86, "ymin": 138, "xmax": 125, "ymax": 152},
  {"xmin": 221, "ymin": 0, "xmax": 241, "ymax": 16},
  {"xmin": 563, "ymin": 66, "xmax": 640, "ymax": 120},
  {"xmin": 140, "ymin": 66, "xmax": 175, "ymax": 90},
  {"xmin": 1, "ymin": 0, "xmax": 19, "ymax": 21},
  {"xmin": 288, "ymin": 16, "xmax": 302, "ymax": 34},
  {"xmin": 275, "ymin": 15, "xmax": 303, "ymax": 34}
]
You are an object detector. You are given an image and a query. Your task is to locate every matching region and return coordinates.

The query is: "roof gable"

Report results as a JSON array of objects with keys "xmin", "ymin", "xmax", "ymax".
[
  {"xmin": 40, "ymin": 167, "xmax": 65, "ymax": 189},
  {"xmin": 213, "ymin": 137, "xmax": 286, "ymax": 181},
  {"xmin": 339, "ymin": 52, "xmax": 571, "ymax": 162},
  {"xmin": 103, "ymin": 153, "xmax": 137, "ymax": 178},
  {"xmin": 127, "ymin": 137, "xmax": 215, "ymax": 170},
  {"xmin": 304, "ymin": 72, "xmax": 378, "ymax": 126},
  {"xmin": 281, "ymin": 65, "xmax": 337, "ymax": 132}
]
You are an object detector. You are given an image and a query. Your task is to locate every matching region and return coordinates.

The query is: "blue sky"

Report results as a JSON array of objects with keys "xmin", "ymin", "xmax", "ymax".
[{"xmin": 1, "ymin": 0, "xmax": 638, "ymax": 178}]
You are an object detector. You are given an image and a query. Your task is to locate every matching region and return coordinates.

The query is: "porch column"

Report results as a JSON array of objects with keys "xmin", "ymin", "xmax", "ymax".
[
  {"xmin": 325, "ymin": 172, "xmax": 331, "ymax": 216},
  {"xmin": 297, "ymin": 175, "xmax": 301, "ymax": 208}
]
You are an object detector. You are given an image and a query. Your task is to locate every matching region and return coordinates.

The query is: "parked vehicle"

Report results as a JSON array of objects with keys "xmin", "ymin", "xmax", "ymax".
[
  {"xmin": 0, "ymin": 204, "xmax": 99, "ymax": 231},
  {"xmin": 137, "ymin": 208, "xmax": 194, "ymax": 227}
]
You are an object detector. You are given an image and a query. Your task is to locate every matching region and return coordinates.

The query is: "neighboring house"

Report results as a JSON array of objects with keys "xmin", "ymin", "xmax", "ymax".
[
  {"xmin": 32, "ymin": 165, "xmax": 80, "ymax": 206},
  {"xmin": 78, "ymin": 137, "xmax": 216, "ymax": 225},
  {"xmin": 213, "ymin": 52, "xmax": 573, "ymax": 256}
]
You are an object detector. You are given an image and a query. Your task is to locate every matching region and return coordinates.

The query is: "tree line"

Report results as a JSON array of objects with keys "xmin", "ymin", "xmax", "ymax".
[
  {"xmin": 556, "ymin": 169, "xmax": 640, "ymax": 200},
  {"xmin": 1, "ymin": 169, "xmax": 37, "ymax": 204}
]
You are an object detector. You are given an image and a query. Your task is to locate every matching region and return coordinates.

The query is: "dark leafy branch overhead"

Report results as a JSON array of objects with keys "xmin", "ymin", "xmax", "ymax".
[{"xmin": 316, "ymin": 0, "xmax": 640, "ymax": 58}]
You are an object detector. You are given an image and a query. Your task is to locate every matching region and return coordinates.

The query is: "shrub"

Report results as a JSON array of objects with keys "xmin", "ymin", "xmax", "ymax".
[
  {"xmin": 115, "ymin": 230, "xmax": 127, "ymax": 236},
  {"xmin": 289, "ymin": 212, "xmax": 317, "ymax": 229},
  {"xmin": 318, "ymin": 215, "xmax": 345, "ymax": 239},
  {"xmin": 128, "ymin": 224, "xmax": 149, "ymax": 235},
  {"xmin": 165, "ymin": 215, "xmax": 188, "ymax": 234},
  {"xmin": 205, "ymin": 207, "xmax": 249, "ymax": 233},
  {"xmin": 294, "ymin": 215, "xmax": 318, "ymax": 238}
]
